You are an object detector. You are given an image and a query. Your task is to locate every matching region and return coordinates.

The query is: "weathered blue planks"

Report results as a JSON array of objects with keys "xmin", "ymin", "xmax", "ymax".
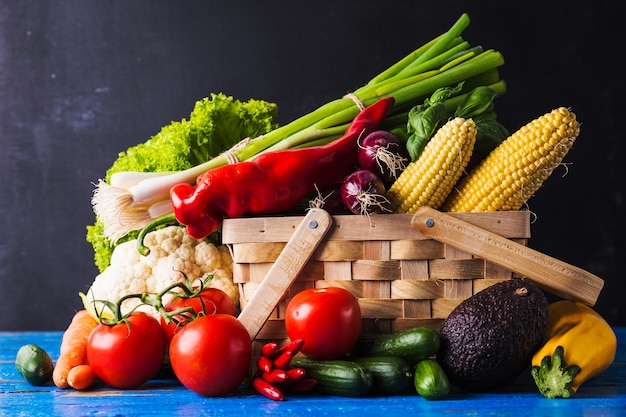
[{"xmin": 1, "ymin": 329, "xmax": 625, "ymax": 416}]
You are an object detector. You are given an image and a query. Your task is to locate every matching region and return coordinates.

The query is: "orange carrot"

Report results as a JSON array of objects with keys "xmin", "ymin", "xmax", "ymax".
[
  {"xmin": 60, "ymin": 310, "xmax": 99, "ymax": 366},
  {"xmin": 53, "ymin": 310, "xmax": 99, "ymax": 389},
  {"xmin": 52, "ymin": 356, "xmax": 72, "ymax": 388},
  {"xmin": 67, "ymin": 364, "xmax": 97, "ymax": 390}
]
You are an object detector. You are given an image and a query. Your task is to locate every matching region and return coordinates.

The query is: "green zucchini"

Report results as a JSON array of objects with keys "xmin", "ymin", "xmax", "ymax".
[
  {"xmin": 413, "ymin": 359, "xmax": 450, "ymax": 400},
  {"xmin": 351, "ymin": 326, "xmax": 440, "ymax": 363},
  {"xmin": 15, "ymin": 344, "xmax": 54, "ymax": 386},
  {"xmin": 291, "ymin": 357, "xmax": 373, "ymax": 397},
  {"xmin": 351, "ymin": 356, "xmax": 413, "ymax": 395}
]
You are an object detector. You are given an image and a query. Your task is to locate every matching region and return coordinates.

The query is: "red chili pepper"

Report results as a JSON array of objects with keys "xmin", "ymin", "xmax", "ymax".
[
  {"xmin": 272, "ymin": 339, "xmax": 305, "ymax": 370},
  {"xmin": 274, "ymin": 366, "xmax": 308, "ymax": 391},
  {"xmin": 253, "ymin": 376, "xmax": 284, "ymax": 401},
  {"xmin": 170, "ymin": 97, "xmax": 395, "ymax": 239},
  {"xmin": 261, "ymin": 342, "xmax": 279, "ymax": 359},
  {"xmin": 276, "ymin": 338, "xmax": 305, "ymax": 357},
  {"xmin": 285, "ymin": 367, "xmax": 307, "ymax": 382},
  {"xmin": 285, "ymin": 377, "xmax": 318, "ymax": 393},
  {"xmin": 257, "ymin": 356, "xmax": 273, "ymax": 373},
  {"xmin": 272, "ymin": 352, "xmax": 296, "ymax": 370},
  {"xmin": 262, "ymin": 368, "xmax": 289, "ymax": 384}
]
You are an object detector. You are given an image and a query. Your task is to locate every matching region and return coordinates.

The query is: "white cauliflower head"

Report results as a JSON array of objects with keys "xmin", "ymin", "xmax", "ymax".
[{"xmin": 82, "ymin": 225, "xmax": 237, "ymax": 320}]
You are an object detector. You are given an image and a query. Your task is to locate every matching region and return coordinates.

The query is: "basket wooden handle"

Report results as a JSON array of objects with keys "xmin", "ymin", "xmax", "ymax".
[
  {"xmin": 411, "ymin": 206, "xmax": 604, "ymax": 306},
  {"xmin": 238, "ymin": 208, "xmax": 333, "ymax": 340}
]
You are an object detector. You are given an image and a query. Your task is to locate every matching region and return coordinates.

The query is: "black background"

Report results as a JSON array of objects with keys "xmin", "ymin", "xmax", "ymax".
[{"xmin": 1, "ymin": 1, "xmax": 624, "ymax": 330}]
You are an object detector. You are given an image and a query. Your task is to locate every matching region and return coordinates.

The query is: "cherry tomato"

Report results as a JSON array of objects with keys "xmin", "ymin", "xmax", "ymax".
[
  {"xmin": 285, "ymin": 287, "xmax": 361, "ymax": 360},
  {"xmin": 160, "ymin": 287, "xmax": 237, "ymax": 341},
  {"xmin": 87, "ymin": 312, "xmax": 166, "ymax": 389},
  {"xmin": 169, "ymin": 314, "xmax": 251, "ymax": 397}
]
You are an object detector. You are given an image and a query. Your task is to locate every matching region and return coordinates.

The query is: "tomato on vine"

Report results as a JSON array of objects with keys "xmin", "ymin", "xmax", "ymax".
[
  {"xmin": 87, "ymin": 311, "xmax": 166, "ymax": 389},
  {"xmin": 169, "ymin": 314, "xmax": 251, "ymax": 397},
  {"xmin": 285, "ymin": 287, "xmax": 362, "ymax": 360}
]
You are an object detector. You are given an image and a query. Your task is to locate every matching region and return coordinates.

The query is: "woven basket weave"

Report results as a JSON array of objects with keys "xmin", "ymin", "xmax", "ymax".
[{"xmin": 222, "ymin": 211, "xmax": 530, "ymax": 354}]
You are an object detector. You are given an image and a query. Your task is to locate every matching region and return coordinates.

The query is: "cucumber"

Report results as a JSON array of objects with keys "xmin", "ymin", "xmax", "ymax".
[
  {"xmin": 351, "ymin": 326, "xmax": 440, "ymax": 363},
  {"xmin": 413, "ymin": 359, "xmax": 450, "ymax": 400},
  {"xmin": 351, "ymin": 356, "xmax": 413, "ymax": 395},
  {"xmin": 291, "ymin": 357, "xmax": 373, "ymax": 397},
  {"xmin": 15, "ymin": 344, "xmax": 54, "ymax": 386}
]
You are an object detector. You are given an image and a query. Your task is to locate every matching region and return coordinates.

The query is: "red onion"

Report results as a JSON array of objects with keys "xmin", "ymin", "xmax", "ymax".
[
  {"xmin": 357, "ymin": 130, "xmax": 409, "ymax": 186},
  {"xmin": 308, "ymin": 183, "xmax": 350, "ymax": 214},
  {"xmin": 340, "ymin": 170, "xmax": 391, "ymax": 216}
]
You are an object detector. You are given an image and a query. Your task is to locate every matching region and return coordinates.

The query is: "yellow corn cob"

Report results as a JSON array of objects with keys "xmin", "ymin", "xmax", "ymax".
[
  {"xmin": 442, "ymin": 107, "xmax": 580, "ymax": 212},
  {"xmin": 388, "ymin": 117, "xmax": 476, "ymax": 213}
]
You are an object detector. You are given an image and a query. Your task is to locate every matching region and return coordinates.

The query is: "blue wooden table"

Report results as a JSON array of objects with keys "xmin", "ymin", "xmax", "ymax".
[{"xmin": 1, "ymin": 329, "xmax": 624, "ymax": 416}]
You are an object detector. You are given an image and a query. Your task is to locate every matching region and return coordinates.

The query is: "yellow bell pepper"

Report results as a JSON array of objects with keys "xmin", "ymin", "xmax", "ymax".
[{"xmin": 531, "ymin": 300, "xmax": 617, "ymax": 398}]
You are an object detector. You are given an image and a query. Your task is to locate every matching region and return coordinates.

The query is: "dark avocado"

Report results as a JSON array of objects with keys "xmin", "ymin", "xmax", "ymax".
[{"xmin": 436, "ymin": 279, "xmax": 548, "ymax": 391}]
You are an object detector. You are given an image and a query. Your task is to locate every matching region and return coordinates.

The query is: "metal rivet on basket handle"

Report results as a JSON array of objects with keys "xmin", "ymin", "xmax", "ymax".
[
  {"xmin": 411, "ymin": 206, "xmax": 604, "ymax": 306},
  {"xmin": 238, "ymin": 208, "xmax": 333, "ymax": 340}
]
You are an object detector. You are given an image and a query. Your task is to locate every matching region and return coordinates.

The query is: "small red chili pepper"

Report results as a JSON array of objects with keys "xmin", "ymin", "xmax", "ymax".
[
  {"xmin": 285, "ymin": 367, "xmax": 307, "ymax": 382},
  {"xmin": 274, "ymin": 366, "xmax": 308, "ymax": 391},
  {"xmin": 273, "ymin": 351, "xmax": 299, "ymax": 370},
  {"xmin": 257, "ymin": 356, "xmax": 273, "ymax": 373},
  {"xmin": 261, "ymin": 341, "xmax": 279, "ymax": 359},
  {"xmin": 285, "ymin": 377, "xmax": 318, "ymax": 393},
  {"xmin": 253, "ymin": 376, "xmax": 284, "ymax": 401},
  {"xmin": 272, "ymin": 339, "xmax": 305, "ymax": 370},
  {"xmin": 170, "ymin": 97, "xmax": 395, "ymax": 239},
  {"xmin": 276, "ymin": 338, "xmax": 305, "ymax": 357},
  {"xmin": 272, "ymin": 353, "xmax": 294, "ymax": 370},
  {"xmin": 262, "ymin": 368, "xmax": 289, "ymax": 384}
]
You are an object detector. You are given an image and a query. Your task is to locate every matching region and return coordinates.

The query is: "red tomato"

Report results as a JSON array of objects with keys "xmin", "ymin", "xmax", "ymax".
[
  {"xmin": 87, "ymin": 312, "xmax": 167, "ymax": 389},
  {"xmin": 160, "ymin": 287, "xmax": 237, "ymax": 341},
  {"xmin": 169, "ymin": 314, "xmax": 251, "ymax": 397},
  {"xmin": 285, "ymin": 287, "xmax": 361, "ymax": 360}
]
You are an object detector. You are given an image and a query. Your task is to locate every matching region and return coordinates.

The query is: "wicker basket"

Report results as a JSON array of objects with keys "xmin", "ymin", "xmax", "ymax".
[{"xmin": 222, "ymin": 211, "xmax": 531, "ymax": 353}]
